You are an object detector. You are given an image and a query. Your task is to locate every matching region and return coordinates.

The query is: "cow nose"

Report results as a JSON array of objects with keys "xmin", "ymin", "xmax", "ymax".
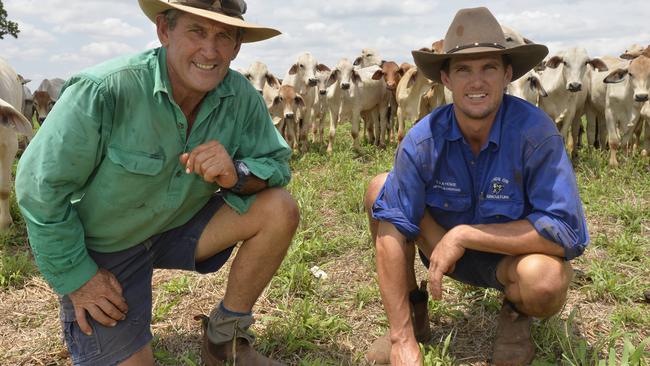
[
  {"xmin": 319, "ymin": 90, "xmax": 326, "ymax": 95},
  {"xmin": 308, "ymin": 79, "xmax": 317, "ymax": 87},
  {"xmin": 568, "ymin": 82, "xmax": 582, "ymax": 92},
  {"xmin": 285, "ymin": 113, "xmax": 294, "ymax": 119},
  {"xmin": 341, "ymin": 83, "xmax": 350, "ymax": 90},
  {"xmin": 634, "ymin": 93, "xmax": 649, "ymax": 102}
]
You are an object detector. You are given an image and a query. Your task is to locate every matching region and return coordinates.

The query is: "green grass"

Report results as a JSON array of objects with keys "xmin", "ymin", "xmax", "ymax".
[{"xmin": 1, "ymin": 121, "xmax": 649, "ymax": 365}]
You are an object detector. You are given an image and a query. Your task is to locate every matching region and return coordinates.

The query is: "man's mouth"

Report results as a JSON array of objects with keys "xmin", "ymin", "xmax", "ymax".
[
  {"xmin": 466, "ymin": 93, "xmax": 487, "ymax": 99},
  {"xmin": 193, "ymin": 62, "xmax": 216, "ymax": 71}
]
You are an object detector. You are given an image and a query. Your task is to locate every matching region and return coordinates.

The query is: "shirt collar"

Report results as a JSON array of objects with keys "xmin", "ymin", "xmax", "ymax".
[
  {"xmin": 153, "ymin": 47, "xmax": 236, "ymax": 104},
  {"xmin": 444, "ymin": 95, "xmax": 507, "ymax": 151}
]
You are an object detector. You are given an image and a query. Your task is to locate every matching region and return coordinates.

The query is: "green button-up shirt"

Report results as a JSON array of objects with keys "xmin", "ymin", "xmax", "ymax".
[{"xmin": 16, "ymin": 48, "xmax": 292, "ymax": 295}]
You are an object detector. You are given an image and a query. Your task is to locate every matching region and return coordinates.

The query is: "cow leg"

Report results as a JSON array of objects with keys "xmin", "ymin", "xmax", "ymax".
[
  {"xmin": 299, "ymin": 108, "xmax": 313, "ymax": 153},
  {"xmin": 327, "ymin": 107, "xmax": 339, "ymax": 154},
  {"xmin": 0, "ymin": 131, "xmax": 18, "ymax": 229},
  {"xmin": 585, "ymin": 105, "xmax": 597, "ymax": 148},
  {"xmin": 397, "ymin": 105, "xmax": 406, "ymax": 143},
  {"xmin": 351, "ymin": 110, "xmax": 361, "ymax": 152},
  {"xmin": 605, "ymin": 106, "xmax": 621, "ymax": 167}
]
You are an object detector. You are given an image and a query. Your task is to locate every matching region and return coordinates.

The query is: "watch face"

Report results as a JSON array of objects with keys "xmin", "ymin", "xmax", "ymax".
[{"xmin": 237, "ymin": 161, "xmax": 251, "ymax": 176}]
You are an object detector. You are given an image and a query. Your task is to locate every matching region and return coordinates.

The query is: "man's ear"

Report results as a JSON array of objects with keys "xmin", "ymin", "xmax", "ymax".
[
  {"xmin": 504, "ymin": 64, "xmax": 513, "ymax": 84},
  {"xmin": 231, "ymin": 39, "xmax": 243, "ymax": 60},
  {"xmin": 440, "ymin": 69, "xmax": 451, "ymax": 89},
  {"xmin": 156, "ymin": 14, "xmax": 170, "ymax": 47}
]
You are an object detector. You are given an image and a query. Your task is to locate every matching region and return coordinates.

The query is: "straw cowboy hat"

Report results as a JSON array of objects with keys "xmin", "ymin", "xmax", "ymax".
[
  {"xmin": 138, "ymin": 0, "xmax": 281, "ymax": 43},
  {"xmin": 412, "ymin": 7, "xmax": 548, "ymax": 83}
]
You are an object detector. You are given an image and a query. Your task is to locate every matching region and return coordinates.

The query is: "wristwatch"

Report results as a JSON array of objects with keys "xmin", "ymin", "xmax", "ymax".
[{"xmin": 229, "ymin": 160, "xmax": 251, "ymax": 194}]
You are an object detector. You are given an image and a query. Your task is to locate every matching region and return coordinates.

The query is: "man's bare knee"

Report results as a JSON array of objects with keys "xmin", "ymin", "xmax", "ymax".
[
  {"xmin": 514, "ymin": 254, "xmax": 572, "ymax": 317},
  {"xmin": 256, "ymin": 188, "xmax": 300, "ymax": 232},
  {"xmin": 364, "ymin": 173, "xmax": 388, "ymax": 212}
]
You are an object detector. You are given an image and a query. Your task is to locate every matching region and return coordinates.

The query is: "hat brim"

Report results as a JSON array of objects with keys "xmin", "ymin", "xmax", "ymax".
[
  {"xmin": 412, "ymin": 43, "xmax": 548, "ymax": 83},
  {"xmin": 138, "ymin": 0, "xmax": 281, "ymax": 43}
]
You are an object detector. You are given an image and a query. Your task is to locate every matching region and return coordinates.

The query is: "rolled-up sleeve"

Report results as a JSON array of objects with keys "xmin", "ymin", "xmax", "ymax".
[
  {"xmin": 16, "ymin": 76, "xmax": 110, "ymax": 294},
  {"xmin": 224, "ymin": 92, "xmax": 292, "ymax": 213},
  {"xmin": 524, "ymin": 135, "xmax": 589, "ymax": 259},
  {"xmin": 372, "ymin": 134, "xmax": 428, "ymax": 240}
]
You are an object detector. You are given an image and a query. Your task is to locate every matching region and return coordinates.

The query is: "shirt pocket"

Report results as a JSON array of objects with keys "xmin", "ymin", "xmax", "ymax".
[
  {"xmin": 479, "ymin": 199, "xmax": 524, "ymax": 222},
  {"xmin": 426, "ymin": 192, "xmax": 471, "ymax": 212},
  {"xmin": 92, "ymin": 146, "xmax": 165, "ymax": 209}
]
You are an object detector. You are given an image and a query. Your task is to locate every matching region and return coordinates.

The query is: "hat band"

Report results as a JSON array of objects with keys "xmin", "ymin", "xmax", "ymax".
[
  {"xmin": 169, "ymin": 0, "xmax": 246, "ymax": 19},
  {"xmin": 447, "ymin": 42, "xmax": 505, "ymax": 54}
]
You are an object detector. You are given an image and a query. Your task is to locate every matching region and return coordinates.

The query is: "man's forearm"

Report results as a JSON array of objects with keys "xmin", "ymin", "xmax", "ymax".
[
  {"xmin": 376, "ymin": 222, "xmax": 417, "ymax": 343},
  {"xmin": 453, "ymin": 220, "xmax": 565, "ymax": 258}
]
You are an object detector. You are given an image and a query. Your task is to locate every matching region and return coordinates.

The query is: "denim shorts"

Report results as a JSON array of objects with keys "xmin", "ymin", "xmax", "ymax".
[
  {"xmin": 58, "ymin": 194, "xmax": 235, "ymax": 366},
  {"xmin": 418, "ymin": 249, "xmax": 506, "ymax": 291}
]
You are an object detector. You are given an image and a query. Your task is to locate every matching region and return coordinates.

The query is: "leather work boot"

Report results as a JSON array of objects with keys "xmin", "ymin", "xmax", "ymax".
[
  {"xmin": 195, "ymin": 313, "xmax": 285, "ymax": 366},
  {"xmin": 366, "ymin": 281, "xmax": 431, "ymax": 365},
  {"xmin": 491, "ymin": 300, "xmax": 535, "ymax": 366}
]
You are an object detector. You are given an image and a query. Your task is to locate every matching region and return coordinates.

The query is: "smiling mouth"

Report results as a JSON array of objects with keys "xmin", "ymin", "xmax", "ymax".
[
  {"xmin": 466, "ymin": 93, "xmax": 487, "ymax": 100},
  {"xmin": 193, "ymin": 62, "xmax": 216, "ymax": 71}
]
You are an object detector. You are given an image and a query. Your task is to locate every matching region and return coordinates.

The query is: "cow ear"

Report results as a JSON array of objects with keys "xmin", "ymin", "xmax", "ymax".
[
  {"xmin": 371, "ymin": 69, "xmax": 384, "ymax": 80},
  {"xmin": 294, "ymin": 95, "xmax": 305, "ymax": 108},
  {"xmin": 0, "ymin": 100, "xmax": 34, "ymax": 138},
  {"xmin": 620, "ymin": 52, "xmax": 636, "ymax": 60},
  {"xmin": 545, "ymin": 56, "xmax": 564, "ymax": 69},
  {"xmin": 523, "ymin": 37, "xmax": 534, "ymax": 45},
  {"xmin": 316, "ymin": 64, "xmax": 330, "ymax": 72},
  {"xmin": 352, "ymin": 70, "xmax": 362, "ymax": 84},
  {"xmin": 407, "ymin": 71, "xmax": 418, "ymax": 88},
  {"xmin": 328, "ymin": 70, "xmax": 339, "ymax": 85},
  {"xmin": 353, "ymin": 57, "xmax": 362, "ymax": 66},
  {"xmin": 528, "ymin": 76, "xmax": 548, "ymax": 97},
  {"xmin": 603, "ymin": 68, "xmax": 628, "ymax": 84},
  {"xmin": 588, "ymin": 58, "xmax": 608, "ymax": 72},
  {"xmin": 266, "ymin": 73, "xmax": 281, "ymax": 88},
  {"xmin": 288, "ymin": 64, "xmax": 298, "ymax": 75}
]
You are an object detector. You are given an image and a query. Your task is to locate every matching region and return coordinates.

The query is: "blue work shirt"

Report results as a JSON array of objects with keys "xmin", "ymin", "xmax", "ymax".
[{"xmin": 372, "ymin": 95, "xmax": 589, "ymax": 260}]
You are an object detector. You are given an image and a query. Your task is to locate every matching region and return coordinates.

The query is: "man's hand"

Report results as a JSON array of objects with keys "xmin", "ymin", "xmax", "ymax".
[
  {"xmin": 68, "ymin": 269, "xmax": 128, "ymax": 335},
  {"xmin": 180, "ymin": 140, "xmax": 237, "ymax": 189},
  {"xmin": 390, "ymin": 340, "xmax": 424, "ymax": 366},
  {"xmin": 428, "ymin": 226, "xmax": 466, "ymax": 300}
]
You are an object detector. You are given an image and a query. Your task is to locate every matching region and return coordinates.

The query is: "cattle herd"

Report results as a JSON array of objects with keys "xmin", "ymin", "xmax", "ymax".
[
  {"xmin": 243, "ymin": 26, "xmax": 650, "ymax": 168},
  {"xmin": 0, "ymin": 26, "xmax": 648, "ymax": 230}
]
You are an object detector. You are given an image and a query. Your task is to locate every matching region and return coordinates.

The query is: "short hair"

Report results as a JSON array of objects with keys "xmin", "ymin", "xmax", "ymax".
[
  {"xmin": 163, "ymin": 9, "xmax": 244, "ymax": 41},
  {"xmin": 441, "ymin": 54, "xmax": 512, "ymax": 75}
]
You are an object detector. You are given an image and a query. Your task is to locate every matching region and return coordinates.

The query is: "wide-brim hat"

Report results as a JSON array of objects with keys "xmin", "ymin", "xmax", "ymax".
[
  {"xmin": 412, "ymin": 7, "xmax": 548, "ymax": 83},
  {"xmin": 138, "ymin": 0, "xmax": 281, "ymax": 43}
]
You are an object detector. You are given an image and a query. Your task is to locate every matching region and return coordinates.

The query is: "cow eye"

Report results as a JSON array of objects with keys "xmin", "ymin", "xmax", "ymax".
[
  {"xmin": 299, "ymin": 64, "xmax": 304, "ymax": 69},
  {"xmin": 628, "ymin": 72, "xmax": 634, "ymax": 78},
  {"xmin": 506, "ymin": 37, "xmax": 513, "ymax": 42}
]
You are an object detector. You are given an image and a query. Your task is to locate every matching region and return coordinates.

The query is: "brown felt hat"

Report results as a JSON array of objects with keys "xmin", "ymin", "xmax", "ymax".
[
  {"xmin": 138, "ymin": 0, "xmax": 281, "ymax": 43},
  {"xmin": 412, "ymin": 7, "xmax": 548, "ymax": 82}
]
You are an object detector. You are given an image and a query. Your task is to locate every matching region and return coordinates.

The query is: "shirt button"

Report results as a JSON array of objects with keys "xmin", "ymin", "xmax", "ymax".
[
  {"xmin": 177, "ymin": 123, "xmax": 184, "ymax": 129},
  {"xmin": 176, "ymin": 170, "xmax": 182, "ymax": 177},
  {"xmin": 443, "ymin": 202, "xmax": 449, "ymax": 208},
  {"xmin": 470, "ymin": 161, "xmax": 475, "ymax": 165}
]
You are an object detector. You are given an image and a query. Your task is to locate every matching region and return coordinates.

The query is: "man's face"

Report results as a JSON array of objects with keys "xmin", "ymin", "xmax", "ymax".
[
  {"xmin": 441, "ymin": 55, "xmax": 512, "ymax": 122},
  {"xmin": 157, "ymin": 12, "xmax": 242, "ymax": 98}
]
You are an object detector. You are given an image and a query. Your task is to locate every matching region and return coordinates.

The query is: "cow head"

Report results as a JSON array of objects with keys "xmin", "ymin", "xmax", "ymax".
[
  {"xmin": 380, "ymin": 61, "xmax": 403, "ymax": 91},
  {"xmin": 33, "ymin": 90, "xmax": 56, "ymax": 124},
  {"xmin": 244, "ymin": 61, "xmax": 271, "ymax": 94},
  {"xmin": 546, "ymin": 48, "xmax": 607, "ymax": 93},
  {"xmin": 604, "ymin": 55, "xmax": 650, "ymax": 103},
  {"xmin": 314, "ymin": 65, "xmax": 332, "ymax": 96},
  {"xmin": 288, "ymin": 53, "xmax": 320, "ymax": 87},
  {"xmin": 353, "ymin": 48, "xmax": 382, "ymax": 68}
]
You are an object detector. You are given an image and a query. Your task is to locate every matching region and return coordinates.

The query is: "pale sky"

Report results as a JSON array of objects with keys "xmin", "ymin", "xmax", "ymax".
[{"xmin": 2, "ymin": 0, "xmax": 649, "ymax": 91}]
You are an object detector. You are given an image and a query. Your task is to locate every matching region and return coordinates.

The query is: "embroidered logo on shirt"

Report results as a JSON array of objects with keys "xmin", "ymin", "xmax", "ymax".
[
  {"xmin": 433, "ymin": 179, "xmax": 461, "ymax": 193},
  {"xmin": 487, "ymin": 177, "xmax": 510, "ymax": 200}
]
